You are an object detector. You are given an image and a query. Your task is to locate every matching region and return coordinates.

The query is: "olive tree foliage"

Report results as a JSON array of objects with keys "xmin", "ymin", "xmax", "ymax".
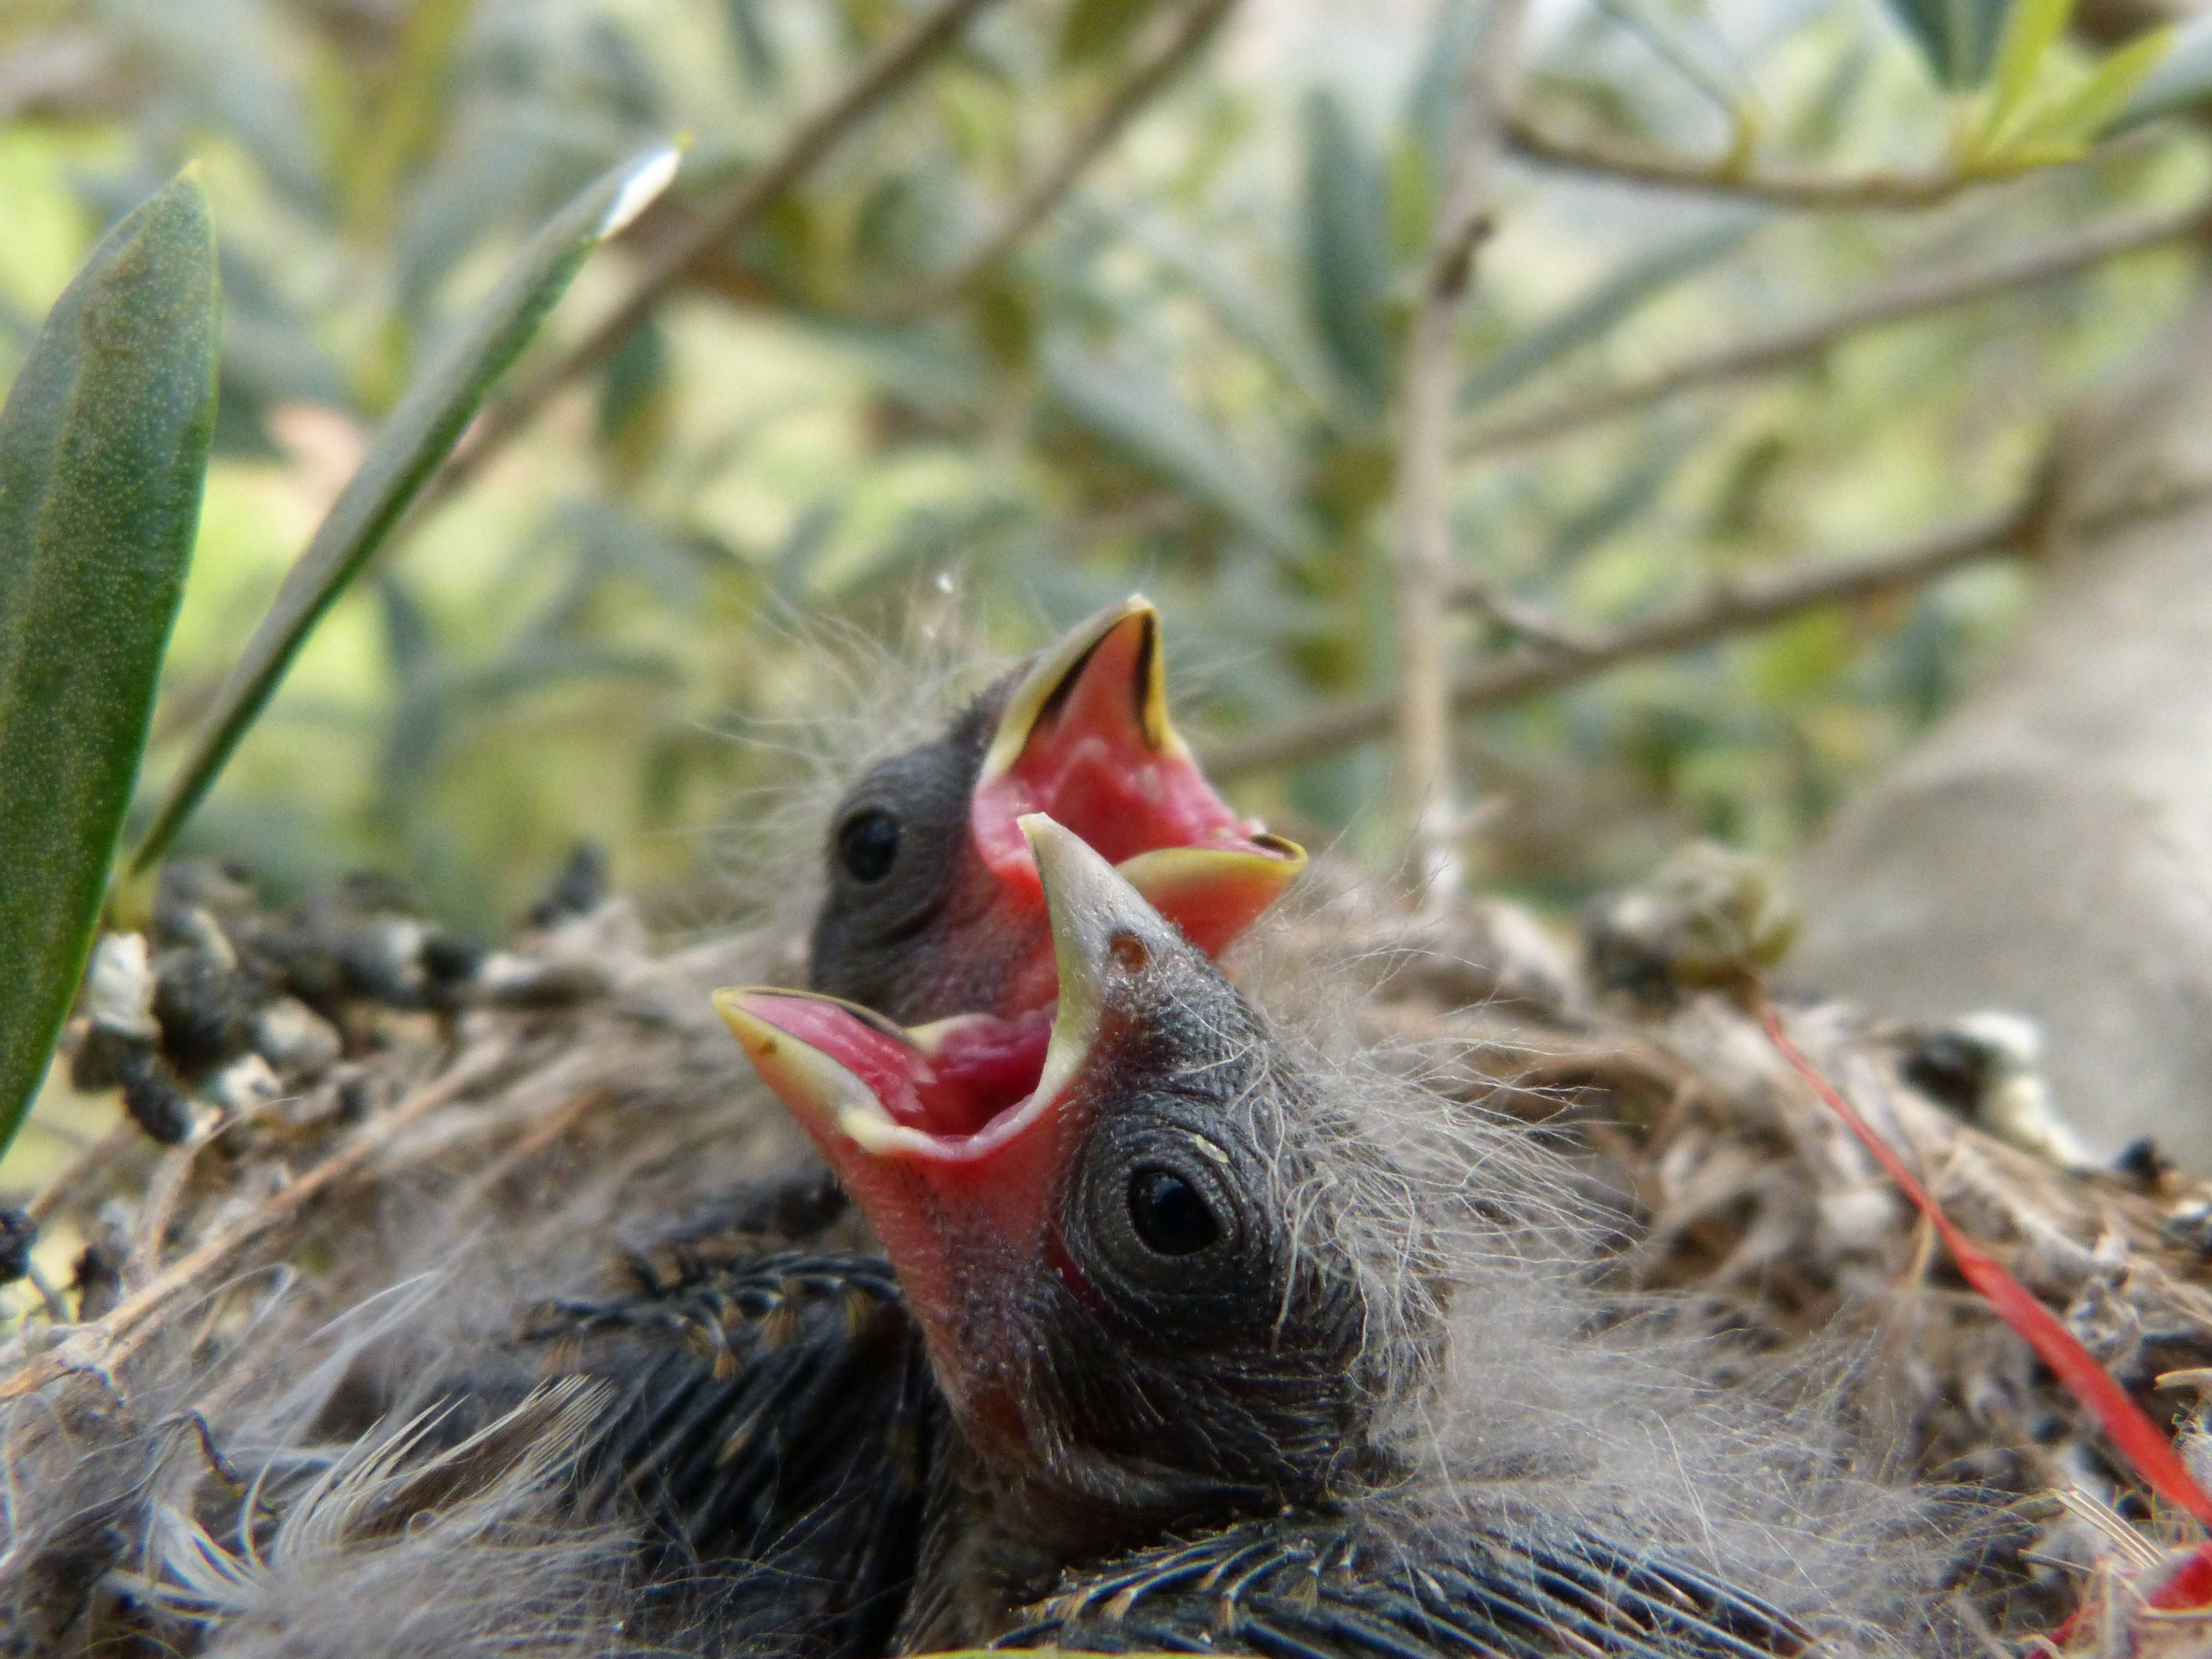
[{"xmin": 1, "ymin": 0, "xmax": 2206, "ymax": 937}]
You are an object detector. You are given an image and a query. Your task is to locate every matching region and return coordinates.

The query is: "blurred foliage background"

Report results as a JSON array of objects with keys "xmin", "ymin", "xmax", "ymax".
[{"xmin": 2, "ymin": 0, "xmax": 2206, "ymax": 938}]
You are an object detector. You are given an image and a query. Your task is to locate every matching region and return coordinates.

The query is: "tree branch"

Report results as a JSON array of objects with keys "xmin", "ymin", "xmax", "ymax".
[
  {"xmin": 1505, "ymin": 108, "xmax": 2049, "ymax": 209},
  {"xmin": 415, "ymin": 0, "xmax": 1004, "ymax": 515},
  {"xmin": 1204, "ymin": 496, "xmax": 2062, "ymax": 781},
  {"xmin": 1393, "ymin": 0, "xmax": 1529, "ymax": 902},
  {"xmin": 1455, "ymin": 197, "xmax": 2212, "ymax": 457},
  {"xmin": 884, "ymin": 0, "xmax": 1241, "ymax": 319}
]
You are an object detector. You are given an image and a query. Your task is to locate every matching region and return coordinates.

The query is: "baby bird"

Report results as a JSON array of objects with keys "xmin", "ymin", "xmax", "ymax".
[
  {"xmin": 808, "ymin": 593, "xmax": 1301, "ymax": 1023},
  {"xmin": 720, "ymin": 819, "xmax": 1940, "ymax": 1656},
  {"xmin": 524, "ymin": 601, "xmax": 1305, "ymax": 1653}
]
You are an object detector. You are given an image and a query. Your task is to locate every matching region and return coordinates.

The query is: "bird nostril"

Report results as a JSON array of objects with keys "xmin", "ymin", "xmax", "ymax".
[{"xmin": 1108, "ymin": 931, "xmax": 1149, "ymax": 975}]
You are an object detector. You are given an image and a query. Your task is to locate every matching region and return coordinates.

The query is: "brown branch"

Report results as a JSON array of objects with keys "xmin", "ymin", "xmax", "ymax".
[
  {"xmin": 1505, "ymin": 108, "xmax": 2035, "ymax": 209},
  {"xmin": 1394, "ymin": 0, "xmax": 1530, "ymax": 897},
  {"xmin": 884, "ymin": 0, "xmax": 1241, "ymax": 319},
  {"xmin": 1203, "ymin": 499, "xmax": 2049, "ymax": 781},
  {"xmin": 413, "ymin": 0, "xmax": 1004, "ymax": 515},
  {"xmin": 1456, "ymin": 198, "xmax": 2212, "ymax": 458},
  {"xmin": 1448, "ymin": 578, "xmax": 1601, "ymax": 653}
]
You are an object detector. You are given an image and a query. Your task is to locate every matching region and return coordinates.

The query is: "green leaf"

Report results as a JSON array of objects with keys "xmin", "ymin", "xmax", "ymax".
[
  {"xmin": 1458, "ymin": 215, "xmax": 1761, "ymax": 413},
  {"xmin": 1042, "ymin": 335, "xmax": 1311, "ymax": 556},
  {"xmin": 1983, "ymin": 0, "xmax": 2074, "ymax": 144},
  {"xmin": 1404, "ymin": 0, "xmax": 1485, "ymax": 172},
  {"xmin": 1299, "ymin": 90, "xmax": 1396, "ymax": 416},
  {"xmin": 2013, "ymin": 25, "xmax": 2173, "ymax": 143},
  {"xmin": 1880, "ymin": 0, "xmax": 2007, "ymax": 87},
  {"xmin": 720, "ymin": 0, "xmax": 784, "ymax": 89},
  {"xmin": 1058, "ymin": 0, "xmax": 1166, "ymax": 67},
  {"xmin": 132, "ymin": 142, "xmax": 682, "ymax": 872},
  {"xmin": 0, "ymin": 173, "xmax": 219, "ymax": 1158},
  {"xmin": 1108, "ymin": 203, "xmax": 1340, "ymax": 424},
  {"xmin": 2110, "ymin": 10, "xmax": 2212, "ymax": 129}
]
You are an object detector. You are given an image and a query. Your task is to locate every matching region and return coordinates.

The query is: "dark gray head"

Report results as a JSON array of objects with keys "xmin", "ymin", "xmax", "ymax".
[
  {"xmin": 731, "ymin": 820, "xmax": 1427, "ymax": 1565},
  {"xmin": 805, "ymin": 597, "xmax": 1302, "ymax": 1026}
]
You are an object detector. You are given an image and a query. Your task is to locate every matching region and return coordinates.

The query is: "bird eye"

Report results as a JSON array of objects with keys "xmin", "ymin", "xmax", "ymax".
[
  {"xmin": 837, "ymin": 810, "xmax": 902, "ymax": 883},
  {"xmin": 1127, "ymin": 1166, "xmax": 1219, "ymax": 1256}
]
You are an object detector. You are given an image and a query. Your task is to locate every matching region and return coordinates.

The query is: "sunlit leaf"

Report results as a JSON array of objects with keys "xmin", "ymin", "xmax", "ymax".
[
  {"xmin": 1982, "ymin": 0, "xmax": 2074, "ymax": 146},
  {"xmin": 132, "ymin": 142, "xmax": 683, "ymax": 871},
  {"xmin": 345, "ymin": 0, "xmax": 481, "ymax": 241},
  {"xmin": 2111, "ymin": 9, "xmax": 2212, "ymax": 129},
  {"xmin": 0, "ymin": 173, "xmax": 218, "ymax": 1157},
  {"xmin": 2011, "ymin": 25, "xmax": 2173, "ymax": 144}
]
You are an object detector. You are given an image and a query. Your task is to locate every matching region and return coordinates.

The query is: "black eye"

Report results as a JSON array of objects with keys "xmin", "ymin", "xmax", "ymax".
[
  {"xmin": 1128, "ymin": 1166, "xmax": 1219, "ymax": 1256},
  {"xmin": 837, "ymin": 810, "xmax": 901, "ymax": 883}
]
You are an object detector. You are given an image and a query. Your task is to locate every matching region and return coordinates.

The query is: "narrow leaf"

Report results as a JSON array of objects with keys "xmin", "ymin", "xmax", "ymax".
[
  {"xmin": 132, "ymin": 143, "xmax": 681, "ymax": 871},
  {"xmin": 1458, "ymin": 215, "xmax": 1761, "ymax": 413},
  {"xmin": 0, "ymin": 173, "xmax": 219, "ymax": 1156},
  {"xmin": 1300, "ymin": 90, "xmax": 1395, "ymax": 415},
  {"xmin": 2012, "ymin": 26, "xmax": 2174, "ymax": 146},
  {"xmin": 1042, "ymin": 336, "xmax": 1311, "ymax": 556},
  {"xmin": 1880, "ymin": 0, "xmax": 2006, "ymax": 88},
  {"xmin": 2111, "ymin": 10, "xmax": 2212, "ymax": 130},
  {"xmin": 1983, "ymin": 0, "xmax": 2074, "ymax": 144}
]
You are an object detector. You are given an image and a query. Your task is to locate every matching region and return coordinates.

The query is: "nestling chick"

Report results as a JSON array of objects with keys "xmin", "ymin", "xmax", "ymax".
[
  {"xmin": 809, "ymin": 593, "xmax": 1301, "ymax": 1023},
  {"xmin": 515, "ymin": 599, "xmax": 1306, "ymax": 1651},
  {"xmin": 723, "ymin": 819, "xmax": 1948, "ymax": 1656}
]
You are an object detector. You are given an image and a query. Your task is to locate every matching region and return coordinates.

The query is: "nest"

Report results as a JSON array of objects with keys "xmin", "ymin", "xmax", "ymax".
[{"xmin": 5, "ymin": 847, "xmax": 2212, "ymax": 1654}]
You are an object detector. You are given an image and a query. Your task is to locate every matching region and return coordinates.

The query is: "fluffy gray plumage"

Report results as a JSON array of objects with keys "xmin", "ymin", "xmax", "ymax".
[
  {"xmin": 0, "ymin": 613, "xmax": 1975, "ymax": 1659},
  {"xmin": 925, "ymin": 859, "xmax": 1966, "ymax": 1656}
]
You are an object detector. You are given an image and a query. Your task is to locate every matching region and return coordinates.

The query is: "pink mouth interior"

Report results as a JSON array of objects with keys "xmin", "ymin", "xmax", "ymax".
[
  {"xmin": 969, "ymin": 622, "xmax": 1273, "ymax": 883},
  {"xmin": 761, "ymin": 997, "xmax": 1056, "ymax": 1162},
  {"xmin": 760, "ymin": 622, "xmax": 1300, "ymax": 1167}
]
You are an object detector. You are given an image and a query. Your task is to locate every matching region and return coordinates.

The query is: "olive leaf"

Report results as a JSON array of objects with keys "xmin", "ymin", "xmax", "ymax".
[
  {"xmin": 132, "ymin": 142, "xmax": 681, "ymax": 871},
  {"xmin": 0, "ymin": 173, "xmax": 220, "ymax": 1157},
  {"xmin": 1881, "ymin": 0, "xmax": 2007, "ymax": 88}
]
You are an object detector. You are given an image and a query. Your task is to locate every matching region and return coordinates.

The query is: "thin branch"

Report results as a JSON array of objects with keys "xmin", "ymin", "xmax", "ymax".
[
  {"xmin": 1505, "ymin": 108, "xmax": 2033, "ymax": 209},
  {"xmin": 884, "ymin": 0, "xmax": 1241, "ymax": 319},
  {"xmin": 1202, "ymin": 487, "xmax": 2118, "ymax": 781},
  {"xmin": 1456, "ymin": 197, "xmax": 2212, "ymax": 458},
  {"xmin": 414, "ymin": 0, "xmax": 1004, "ymax": 516},
  {"xmin": 1394, "ymin": 0, "xmax": 1530, "ymax": 903},
  {"xmin": 1448, "ymin": 577, "xmax": 1601, "ymax": 653}
]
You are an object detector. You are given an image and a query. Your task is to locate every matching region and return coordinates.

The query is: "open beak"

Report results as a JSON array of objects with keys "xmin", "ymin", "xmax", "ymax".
[
  {"xmin": 970, "ymin": 597, "xmax": 1303, "ymax": 951},
  {"xmin": 714, "ymin": 819, "xmax": 1136, "ymax": 1173},
  {"xmin": 717, "ymin": 814, "xmax": 1177, "ymax": 1216},
  {"xmin": 719, "ymin": 814, "xmax": 1215, "ymax": 1421}
]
